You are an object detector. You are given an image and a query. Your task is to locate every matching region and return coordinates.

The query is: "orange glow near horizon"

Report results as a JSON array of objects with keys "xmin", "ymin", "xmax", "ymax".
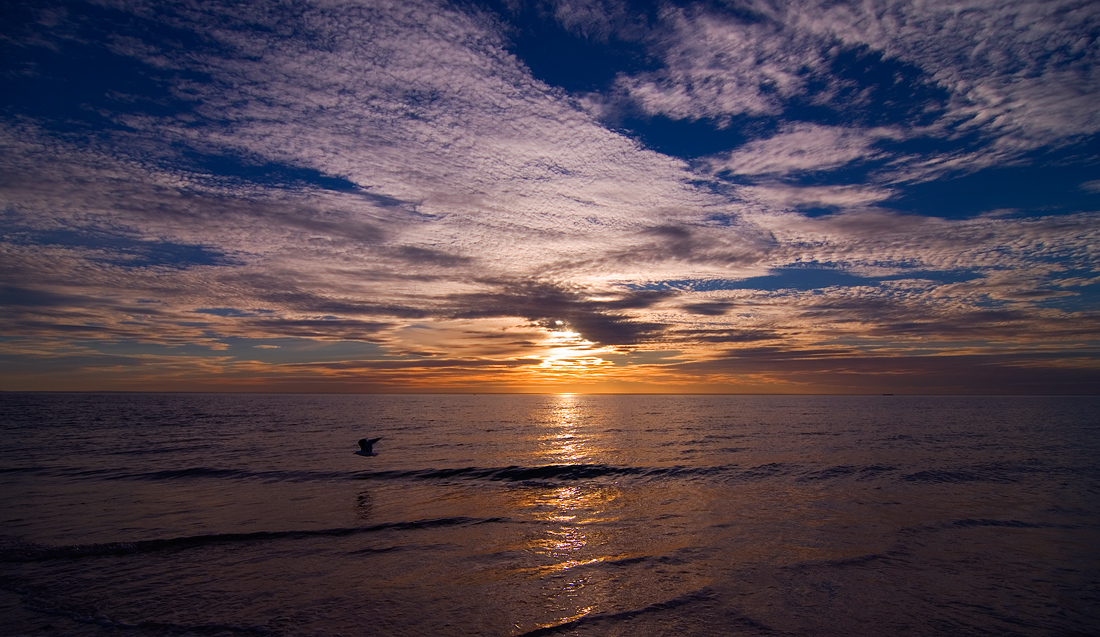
[{"xmin": 1, "ymin": 315, "xmax": 1097, "ymax": 394}]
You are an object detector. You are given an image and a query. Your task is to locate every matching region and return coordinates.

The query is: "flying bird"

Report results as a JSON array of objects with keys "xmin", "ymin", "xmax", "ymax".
[{"xmin": 356, "ymin": 437, "xmax": 382, "ymax": 455}]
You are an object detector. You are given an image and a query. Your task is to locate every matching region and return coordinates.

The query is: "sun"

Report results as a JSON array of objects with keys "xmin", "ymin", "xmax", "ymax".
[{"xmin": 537, "ymin": 323, "xmax": 612, "ymax": 371}]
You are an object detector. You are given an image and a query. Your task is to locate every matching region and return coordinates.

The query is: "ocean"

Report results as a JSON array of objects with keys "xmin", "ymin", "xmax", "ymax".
[{"xmin": 0, "ymin": 393, "xmax": 1097, "ymax": 636}]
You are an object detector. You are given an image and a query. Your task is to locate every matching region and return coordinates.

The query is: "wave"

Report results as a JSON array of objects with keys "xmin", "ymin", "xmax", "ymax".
[
  {"xmin": 0, "ymin": 516, "xmax": 506, "ymax": 563},
  {"xmin": 21, "ymin": 602, "xmax": 276, "ymax": 637},
  {"xmin": 901, "ymin": 460, "xmax": 1089, "ymax": 485},
  {"xmin": 796, "ymin": 464, "xmax": 897, "ymax": 481},
  {"xmin": 114, "ymin": 467, "xmax": 354, "ymax": 482},
  {"xmin": 54, "ymin": 464, "xmax": 690, "ymax": 483},
  {"xmin": 17, "ymin": 463, "xmax": 714, "ymax": 484},
  {"xmin": 352, "ymin": 463, "xmax": 805, "ymax": 483},
  {"xmin": 0, "ymin": 466, "xmax": 47, "ymax": 475},
  {"xmin": 26, "ymin": 462, "xmax": 900, "ymax": 486},
  {"xmin": 355, "ymin": 464, "xmax": 659, "ymax": 482},
  {"xmin": 901, "ymin": 469, "xmax": 992, "ymax": 484},
  {"xmin": 785, "ymin": 551, "xmax": 899, "ymax": 571},
  {"xmin": 513, "ymin": 587, "xmax": 720, "ymax": 636},
  {"xmin": 949, "ymin": 518, "xmax": 1072, "ymax": 529},
  {"xmin": 17, "ymin": 460, "xmax": 1078, "ymax": 488},
  {"xmin": 35, "ymin": 466, "xmax": 355, "ymax": 483},
  {"xmin": 900, "ymin": 517, "xmax": 1084, "ymax": 536}
]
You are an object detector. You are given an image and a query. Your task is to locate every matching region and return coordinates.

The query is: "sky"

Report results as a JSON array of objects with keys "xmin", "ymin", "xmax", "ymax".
[{"xmin": 1, "ymin": 0, "xmax": 1099, "ymax": 394}]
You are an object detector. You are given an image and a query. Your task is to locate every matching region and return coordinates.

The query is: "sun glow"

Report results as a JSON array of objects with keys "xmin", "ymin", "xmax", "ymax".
[{"xmin": 538, "ymin": 327, "xmax": 612, "ymax": 371}]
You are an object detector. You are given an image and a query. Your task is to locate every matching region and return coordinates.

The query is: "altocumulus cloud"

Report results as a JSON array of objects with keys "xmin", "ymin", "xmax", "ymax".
[{"xmin": 0, "ymin": 0, "xmax": 1098, "ymax": 393}]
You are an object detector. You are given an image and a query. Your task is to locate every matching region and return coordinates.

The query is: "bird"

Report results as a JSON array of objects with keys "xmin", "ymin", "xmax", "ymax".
[{"xmin": 356, "ymin": 437, "xmax": 382, "ymax": 455}]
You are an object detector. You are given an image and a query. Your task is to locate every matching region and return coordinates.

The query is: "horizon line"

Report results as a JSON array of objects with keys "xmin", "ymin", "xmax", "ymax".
[{"xmin": 2, "ymin": 390, "xmax": 1098, "ymax": 397}]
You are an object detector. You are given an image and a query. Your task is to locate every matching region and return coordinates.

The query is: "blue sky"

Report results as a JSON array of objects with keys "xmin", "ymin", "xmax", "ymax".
[{"xmin": 1, "ymin": 0, "xmax": 1098, "ymax": 393}]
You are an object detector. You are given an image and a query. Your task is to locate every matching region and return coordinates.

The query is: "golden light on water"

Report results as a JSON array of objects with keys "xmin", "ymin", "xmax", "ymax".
[
  {"xmin": 536, "ymin": 392, "xmax": 589, "ymax": 464},
  {"xmin": 515, "ymin": 394, "xmax": 624, "ymax": 631}
]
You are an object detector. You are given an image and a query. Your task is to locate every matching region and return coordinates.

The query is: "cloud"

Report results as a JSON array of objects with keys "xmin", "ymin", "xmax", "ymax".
[
  {"xmin": 599, "ymin": 5, "xmax": 822, "ymax": 121},
  {"xmin": 589, "ymin": 0, "xmax": 1099, "ymax": 185},
  {"xmin": 708, "ymin": 124, "xmax": 894, "ymax": 176},
  {"xmin": 669, "ymin": 348, "xmax": 1100, "ymax": 394},
  {"xmin": 0, "ymin": 0, "xmax": 1097, "ymax": 392},
  {"xmin": 444, "ymin": 279, "xmax": 669, "ymax": 347},
  {"xmin": 680, "ymin": 301, "xmax": 735, "ymax": 316}
]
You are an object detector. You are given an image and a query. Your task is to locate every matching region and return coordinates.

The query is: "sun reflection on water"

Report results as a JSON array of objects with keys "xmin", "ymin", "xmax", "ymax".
[
  {"xmin": 514, "ymin": 393, "xmax": 624, "ymax": 631},
  {"xmin": 535, "ymin": 392, "xmax": 592, "ymax": 465}
]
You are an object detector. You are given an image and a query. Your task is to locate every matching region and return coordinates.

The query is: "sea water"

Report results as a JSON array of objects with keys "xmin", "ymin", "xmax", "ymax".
[{"xmin": 0, "ymin": 393, "xmax": 1097, "ymax": 636}]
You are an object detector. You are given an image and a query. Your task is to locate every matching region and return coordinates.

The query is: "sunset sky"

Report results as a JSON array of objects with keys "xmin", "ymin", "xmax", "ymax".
[{"xmin": 2, "ymin": 0, "xmax": 1099, "ymax": 393}]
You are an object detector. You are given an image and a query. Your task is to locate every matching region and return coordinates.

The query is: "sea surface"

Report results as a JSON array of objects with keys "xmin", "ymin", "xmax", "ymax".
[{"xmin": 0, "ymin": 393, "xmax": 1098, "ymax": 636}]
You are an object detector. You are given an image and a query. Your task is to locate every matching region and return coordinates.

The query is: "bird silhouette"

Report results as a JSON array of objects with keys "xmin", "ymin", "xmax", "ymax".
[{"xmin": 357, "ymin": 437, "xmax": 382, "ymax": 455}]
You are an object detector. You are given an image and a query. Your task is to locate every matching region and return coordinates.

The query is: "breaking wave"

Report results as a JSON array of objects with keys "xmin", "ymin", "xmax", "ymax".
[{"xmin": 0, "ymin": 516, "xmax": 507, "ymax": 563}]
